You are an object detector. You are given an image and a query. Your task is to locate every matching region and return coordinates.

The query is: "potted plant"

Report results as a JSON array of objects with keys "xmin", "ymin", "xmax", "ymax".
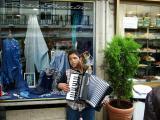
[{"xmin": 104, "ymin": 35, "xmax": 141, "ymax": 120}]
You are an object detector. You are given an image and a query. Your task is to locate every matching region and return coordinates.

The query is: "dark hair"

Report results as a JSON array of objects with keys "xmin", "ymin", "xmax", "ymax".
[
  {"xmin": 68, "ymin": 49, "xmax": 80, "ymax": 57},
  {"xmin": 67, "ymin": 49, "xmax": 80, "ymax": 67}
]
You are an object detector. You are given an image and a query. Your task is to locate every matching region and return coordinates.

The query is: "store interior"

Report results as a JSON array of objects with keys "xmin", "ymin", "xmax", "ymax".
[{"xmin": 120, "ymin": 2, "xmax": 160, "ymax": 86}]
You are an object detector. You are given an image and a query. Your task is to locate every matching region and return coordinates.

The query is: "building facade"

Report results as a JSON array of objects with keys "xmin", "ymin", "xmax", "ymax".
[{"xmin": 0, "ymin": 0, "xmax": 115, "ymax": 120}]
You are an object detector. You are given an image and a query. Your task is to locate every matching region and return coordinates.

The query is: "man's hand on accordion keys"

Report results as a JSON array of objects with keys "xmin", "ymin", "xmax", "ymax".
[{"xmin": 58, "ymin": 83, "xmax": 70, "ymax": 92}]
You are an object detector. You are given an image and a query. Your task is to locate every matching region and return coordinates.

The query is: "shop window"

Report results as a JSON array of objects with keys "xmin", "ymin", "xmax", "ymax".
[
  {"xmin": 0, "ymin": 1, "xmax": 94, "ymax": 100},
  {"xmin": 122, "ymin": 3, "xmax": 160, "ymax": 81}
]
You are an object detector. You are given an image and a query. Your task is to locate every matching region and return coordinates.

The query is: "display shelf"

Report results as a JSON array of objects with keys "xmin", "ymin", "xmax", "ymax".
[
  {"xmin": 125, "ymin": 27, "xmax": 160, "ymax": 82},
  {"xmin": 133, "ymin": 78, "xmax": 160, "ymax": 85}
]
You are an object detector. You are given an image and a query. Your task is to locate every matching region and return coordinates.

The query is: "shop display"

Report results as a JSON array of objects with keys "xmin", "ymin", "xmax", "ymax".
[
  {"xmin": 24, "ymin": 73, "xmax": 36, "ymax": 88},
  {"xmin": 50, "ymin": 50, "xmax": 69, "ymax": 74},
  {"xmin": 137, "ymin": 16, "xmax": 160, "ymax": 28},
  {"xmin": 0, "ymin": 1, "xmax": 94, "ymax": 100},
  {"xmin": 24, "ymin": 14, "xmax": 49, "ymax": 73},
  {"xmin": 1, "ymin": 35, "xmax": 29, "ymax": 92},
  {"xmin": 125, "ymin": 27, "xmax": 160, "ymax": 81},
  {"xmin": 156, "ymin": 18, "xmax": 160, "ymax": 28},
  {"xmin": 138, "ymin": 17, "xmax": 144, "ymax": 27},
  {"xmin": 150, "ymin": 17, "xmax": 157, "ymax": 27},
  {"xmin": 31, "ymin": 68, "xmax": 61, "ymax": 95},
  {"xmin": 143, "ymin": 17, "xmax": 150, "ymax": 28}
]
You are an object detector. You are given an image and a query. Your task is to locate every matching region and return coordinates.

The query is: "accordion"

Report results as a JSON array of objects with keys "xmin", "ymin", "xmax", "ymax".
[{"xmin": 66, "ymin": 73, "xmax": 112, "ymax": 111}]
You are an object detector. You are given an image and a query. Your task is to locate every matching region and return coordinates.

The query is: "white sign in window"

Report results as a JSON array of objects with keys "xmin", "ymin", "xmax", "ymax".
[{"xmin": 123, "ymin": 17, "xmax": 138, "ymax": 29}]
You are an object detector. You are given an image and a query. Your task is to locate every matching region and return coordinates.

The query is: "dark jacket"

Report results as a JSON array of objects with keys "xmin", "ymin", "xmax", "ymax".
[{"xmin": 144, "ymin": 87, "xmax": 160, "ymax": 120}]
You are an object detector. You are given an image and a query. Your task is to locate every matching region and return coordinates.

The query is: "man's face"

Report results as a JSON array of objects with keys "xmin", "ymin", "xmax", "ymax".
[{"xmin": 69, "ymin": 53, "xmax": 80, "ymax": 68}]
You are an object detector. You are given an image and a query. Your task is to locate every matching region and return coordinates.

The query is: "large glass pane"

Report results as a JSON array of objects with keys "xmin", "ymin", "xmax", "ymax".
[
  {"xmin": 0, "ymin": 0, "xmax": 94, "ymax": 93},
  {"xmin": 122, "ymin": 3, "xmax": 160, "ymax": 81}
]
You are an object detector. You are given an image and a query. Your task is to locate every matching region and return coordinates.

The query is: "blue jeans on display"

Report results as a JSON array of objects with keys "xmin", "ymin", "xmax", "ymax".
[{"xmin": 67, "ymin": 106, "xmax": 95, "ymax": 120}]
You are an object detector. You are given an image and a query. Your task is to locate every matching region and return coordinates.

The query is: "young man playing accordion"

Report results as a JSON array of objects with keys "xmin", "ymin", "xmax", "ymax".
[{"xmin": 57, "ymin": 50, "xmax": 95, "ymax": 120}]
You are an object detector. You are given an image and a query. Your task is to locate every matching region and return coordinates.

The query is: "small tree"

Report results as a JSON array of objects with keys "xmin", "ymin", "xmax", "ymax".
[{"xmin": 104, "ymin": 35, "xmax": 141, "ymax": 101}]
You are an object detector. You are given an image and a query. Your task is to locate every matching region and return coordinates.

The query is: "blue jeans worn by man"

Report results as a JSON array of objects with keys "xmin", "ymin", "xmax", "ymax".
[{"xmin": 67, "ymin": 106, "xmax": 95, "ymax": 120}]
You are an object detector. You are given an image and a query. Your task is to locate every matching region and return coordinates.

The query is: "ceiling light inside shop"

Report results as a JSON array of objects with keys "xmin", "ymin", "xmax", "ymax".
[
  {"xmin": 127, "ymin": 11, "xmax": 137, "ymax": 17},
  {"xmin": 33, "ymin": 8, "xmax": 38, "ymax": 11},
  {"xmin": 157, "ymin": 14, "xmax": 160, "ymax": 16},
  {"xmin": 128, "ymin": 11, "xmax": 135, "ymax": 15},
  {"xmin": 16, "ymin": 14, "xmax": 21, "ymax": 17}
]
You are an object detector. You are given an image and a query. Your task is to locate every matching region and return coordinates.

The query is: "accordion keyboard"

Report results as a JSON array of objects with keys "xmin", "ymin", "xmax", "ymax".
[{"xmin": 66, "ymin": 73, "xmax": 79, "ymax": 100}]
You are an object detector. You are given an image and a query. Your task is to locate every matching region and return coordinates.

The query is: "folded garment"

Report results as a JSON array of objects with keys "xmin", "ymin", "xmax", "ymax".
[
  {"xmin": 31, "ymin": 86, "xmax": 51, "ymax": 95},
  {"xmin": 0, "ymin": 95, "xmax": 11, "ymax": 100},
  {"xmin": 20, "ymin": 91, "xmax": 30, "ymax": 98}
]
